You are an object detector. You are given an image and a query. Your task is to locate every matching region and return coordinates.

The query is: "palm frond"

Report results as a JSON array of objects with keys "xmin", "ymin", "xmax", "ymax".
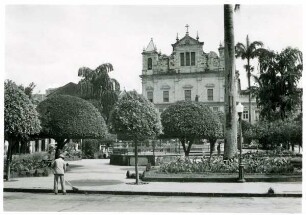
[
  {"xmin": 111, "ymin": 79, "xmax": 121, "ymax": 91},
  {"xmin": 96, "ymin": 63, "xmax": 114, "ymax": 73},
  {"xmin": 235, "ymin": 42, "xmax": 246, "ymax": 58},
  {"xmin": 249, "ymin": 41, "xmax": 263, "ymax": 49},
  {"xmin": 251, "ymin": 74, "xmax": 262, "ymax": 87},
  {"xmin": 234, "ymin": 4, "xmax": 240, "ymax": 12},
  {"xmin": 249, "ymin": 41, "xmax": 264, "ymax": 59},
  {"xmin": 78, "ymin": 67, "xmax": 93, "ymax": 78},
  {"xmin": 244, "ymin": 65, "xmax": 254, "ymax": 73}
]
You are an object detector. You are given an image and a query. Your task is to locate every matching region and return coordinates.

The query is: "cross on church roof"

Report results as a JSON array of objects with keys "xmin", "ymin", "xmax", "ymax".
[{"xmin": 185, "ymin": 24, "xmax": 189, "ymax": 35}]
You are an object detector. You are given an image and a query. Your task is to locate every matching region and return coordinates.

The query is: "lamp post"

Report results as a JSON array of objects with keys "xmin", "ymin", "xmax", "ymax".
[{"xmin": 237, "ymin": 102, "xmax": 245, "ymax": 183}]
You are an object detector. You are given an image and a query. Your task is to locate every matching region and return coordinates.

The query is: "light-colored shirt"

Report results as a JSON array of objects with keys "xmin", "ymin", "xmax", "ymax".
[{"xmin": 52, "ymin": 158, "xmax": 66, "ymax": 175}]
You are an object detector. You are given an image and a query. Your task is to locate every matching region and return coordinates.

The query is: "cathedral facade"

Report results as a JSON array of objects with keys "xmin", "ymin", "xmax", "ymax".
[{"xmin": 140, "ymin": 27, "xmax": 258, "ymax": 123}]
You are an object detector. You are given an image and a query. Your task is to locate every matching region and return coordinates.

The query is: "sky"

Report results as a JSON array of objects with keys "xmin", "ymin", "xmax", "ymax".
[{"xmin": 5, "ymin": 4, "xmax": 303, "ymax": 94}]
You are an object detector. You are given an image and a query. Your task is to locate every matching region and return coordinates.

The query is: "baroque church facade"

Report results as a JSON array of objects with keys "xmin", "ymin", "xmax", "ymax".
[{"xmin": 140, "ymin": 27, "xmax": 258, "ymax": 123}]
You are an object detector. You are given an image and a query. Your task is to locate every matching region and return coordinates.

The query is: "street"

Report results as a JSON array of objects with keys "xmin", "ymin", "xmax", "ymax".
[{"xmin": 3, "ymin": 192, "xmax": 302, "ymax": 213}]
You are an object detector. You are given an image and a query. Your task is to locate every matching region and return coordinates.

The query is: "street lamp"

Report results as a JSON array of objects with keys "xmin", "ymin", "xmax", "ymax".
[{"xmin": 237, "ymin": 102, "xmax": 245, "ymax": 183}]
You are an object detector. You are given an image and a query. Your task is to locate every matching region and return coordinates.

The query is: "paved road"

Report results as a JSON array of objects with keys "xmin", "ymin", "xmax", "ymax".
[{"xmin": 3, "ymin": 192, "xmax": 302, "ymax": 213}]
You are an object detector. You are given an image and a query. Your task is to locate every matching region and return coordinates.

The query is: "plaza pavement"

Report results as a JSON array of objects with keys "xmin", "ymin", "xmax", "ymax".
[{"xmin": 3, "ymin": 159, "xmax": 302, "ymax": 197}]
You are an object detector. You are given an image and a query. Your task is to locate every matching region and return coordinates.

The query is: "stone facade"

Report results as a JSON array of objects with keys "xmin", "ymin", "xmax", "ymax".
[{"xmin": 140, "ymin": 29, "xmax": 258, "ymax": 123}]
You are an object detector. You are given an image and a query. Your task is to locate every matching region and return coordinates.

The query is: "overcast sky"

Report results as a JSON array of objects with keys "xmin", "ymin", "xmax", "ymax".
[{"xmin": 5, "ymin": 4, "xmax": 303, "ymax": 94}]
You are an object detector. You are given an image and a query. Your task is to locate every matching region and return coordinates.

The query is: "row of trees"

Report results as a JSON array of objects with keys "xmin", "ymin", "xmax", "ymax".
[
  {"xmin": 4, "ymin": 80, "xmax": 109, "ymax": 181},
  {"xmin": 6, "ymin": 77, "xmax": 224, "ymax": 184},
  {"xmin": 225, "ymin": 5, "xmax": 302, "ymax": 159},
  {"xmin": 236, "ymin": 37, "xmax": 302, "ymax": 122}
]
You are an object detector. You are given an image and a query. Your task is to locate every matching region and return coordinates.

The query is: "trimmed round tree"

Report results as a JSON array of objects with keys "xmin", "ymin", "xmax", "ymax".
[
  {"xmin": 161, "ymin": 101, "xmax": 223, "ymax": 156},
  {"xmin": 110, "ymin": 91, "xmax": 161, "ymax": 184},
  {"xmin": 4, "ymin": 80, "xmax": 41, "ymax": 180},
  {"xmin": 37, "ymin": 95, "xmax": 107, "ymax": 157}
]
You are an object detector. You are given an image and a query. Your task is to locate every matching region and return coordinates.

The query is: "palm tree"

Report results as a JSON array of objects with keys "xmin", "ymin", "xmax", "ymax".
[
  {"xmin": 235, "ymin": 36, "xmax": 263, "ymax": 123},
  {"xmin": 223, "ymin": 4, "xmax": 239, "ymax": 160},
  {"xmin": 78, "ymin": 63, "xmax": 120, "ymax": 123},
  {"xmin": 255, "ymin": 48, "xmax": 302, "ymax": 121},
  {"xmin": 78, "ymin": 63, "xmax": 116, "ymax": 98}
]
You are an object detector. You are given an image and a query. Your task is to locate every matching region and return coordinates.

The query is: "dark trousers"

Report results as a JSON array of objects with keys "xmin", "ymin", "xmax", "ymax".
[{"xmin": 54, "ymin": 174, "xmax": 66, "ymax": 194}]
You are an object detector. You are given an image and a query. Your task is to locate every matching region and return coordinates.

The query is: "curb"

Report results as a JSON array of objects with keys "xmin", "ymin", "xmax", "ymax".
[
  {"xmin": 142, "ymin": 177, "xmax": 302, "ymax": 183},
  {"xmin": 3, "ymin": 188, "xmax": 302, "ymax": 198},
  {"xmin": 142, "ymin": 174, "xmax": 302, "ymax": 183}
]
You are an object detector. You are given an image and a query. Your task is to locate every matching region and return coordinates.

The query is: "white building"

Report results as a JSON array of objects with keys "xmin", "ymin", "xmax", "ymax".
[{"xmin": 140, "ymin": 27, "xmax": 258, "ymax": 123}]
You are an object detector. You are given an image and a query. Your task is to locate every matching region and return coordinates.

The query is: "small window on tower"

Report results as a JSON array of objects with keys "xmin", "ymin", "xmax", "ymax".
[
  {"xmin": 180, "ymin": 53, "xmax": 185, "ymax": 66},
  {"xmin": 148, "ymin": 58, "xmax": 152, "ymax": 70}
]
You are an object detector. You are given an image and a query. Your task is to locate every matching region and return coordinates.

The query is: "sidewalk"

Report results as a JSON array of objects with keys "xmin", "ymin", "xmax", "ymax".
[{"xmin": 3, "ymin": 159, "xmax": 302, "ymax": 197}]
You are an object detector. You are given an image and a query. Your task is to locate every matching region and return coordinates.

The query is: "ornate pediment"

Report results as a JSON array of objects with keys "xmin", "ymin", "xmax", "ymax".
[
  {"xmin": 172, "ymin": 35, "xmax": 204, "ymax": 48},
  {"xmin": 205, "ymin": 83, "xmax": 215, "ymax": 88},
  {"xmin": 146, "ymin": 86, "xmax": 154, "ymax": 91},
  {"xmin": 183, "ymin": 84, "xmax": 193, "ymax": 89},
  {"xmin": 160, "ymin": 84, "xmax": 171, "ymax": 90}
]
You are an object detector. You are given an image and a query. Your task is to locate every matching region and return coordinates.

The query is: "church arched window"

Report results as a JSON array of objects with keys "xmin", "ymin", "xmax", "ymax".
[{"xmin": 148, "ymin": 58, "xmax": 152, "ymax": 70}]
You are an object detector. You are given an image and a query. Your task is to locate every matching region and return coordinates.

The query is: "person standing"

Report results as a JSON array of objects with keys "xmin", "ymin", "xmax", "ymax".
[{"xmin": 52, "ymin": 154, "xmax": 66, "ymax": 195}]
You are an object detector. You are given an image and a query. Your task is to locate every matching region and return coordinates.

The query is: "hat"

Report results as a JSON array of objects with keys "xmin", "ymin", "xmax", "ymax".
[{"xmin": 59, "ymin": 154, "xmax": 65, "ymax": 159}]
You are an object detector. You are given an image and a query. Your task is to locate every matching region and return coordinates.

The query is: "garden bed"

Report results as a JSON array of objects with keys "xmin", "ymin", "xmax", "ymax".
[
  {"xmin": 142, "ymin": 169, "xmax": 302, "ymax": 182},
  {"xmin": 4, "ymin": 152, "xmax": 74, "ymax": 179},
  {"xmin": 143, "ymin": 150, "xmax": 302, "ymax": 182},
  {"xmin": 6, "ymin": 168, "xmax": 52, "ymax": 178}
]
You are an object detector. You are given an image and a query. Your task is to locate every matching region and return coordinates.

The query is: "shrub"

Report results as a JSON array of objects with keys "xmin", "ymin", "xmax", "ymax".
[
  {"xmin": 241, "ymin": 120, "xmax": 253, "ymax": 144},
  {"xmin": 62, "ymin": 142, "xmax": 82, "ymax": 160},
  {"xmin": 82, "ymin": 139, "xmax": 100, "ymax": 159},
  {"xmin": 158, "ymin": 151, "xmax": 298, "ymax": 174},
  {"xmin": 244, "ymin": 119, "xmax": 302, "ymax": 150},
  {"xmin": 9, "ymin": 152, "xmax": 50, "ymax": 176}
]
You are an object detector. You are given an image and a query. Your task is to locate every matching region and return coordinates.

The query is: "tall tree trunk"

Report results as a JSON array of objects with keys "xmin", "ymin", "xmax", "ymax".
[
  {"xmin": 54, "ymin": 138, "xmax": 67, "ymax": 159},
  {"xmin": 20, "ymin": 141, "xmax": 27, "ymax": 154},
  {"xmin": 247, "ymin": 59, "xmax": 252, "ymax": 124},
  {"xmin": 180, "ymin": 138, "xmax": 187, "ymax": 156},
  {"xmin": 134, "ymin": 140, "xmax": 139, "ymax": 184},
  {"xmin": 185, "ymin": 139, "xmax": 193, "ymax": 157},
  {"xmin": 223, "ymin": 4, "xmax": 238, "ymax": 160},
  {"xmin": 5, "ymin": 139, "xmax": 15, "ymax": 181},
  {"xmin": 180, "ymin": 138, "xmax": 194, "ymax": 156},
  {"xmin": 209, "ymin": 139, "xmax": 217, "ymax": 158}
]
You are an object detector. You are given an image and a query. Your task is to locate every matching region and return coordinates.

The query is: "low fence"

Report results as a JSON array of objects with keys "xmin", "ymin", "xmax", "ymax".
[{"xmin": 111, "ymin": 142, "xmax": 224, "ymax": 156}]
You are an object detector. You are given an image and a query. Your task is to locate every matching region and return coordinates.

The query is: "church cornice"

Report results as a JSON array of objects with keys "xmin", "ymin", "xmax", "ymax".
[{"xmin": 140, "ymin": 70, "xmax": 224, "ymax": 79}]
